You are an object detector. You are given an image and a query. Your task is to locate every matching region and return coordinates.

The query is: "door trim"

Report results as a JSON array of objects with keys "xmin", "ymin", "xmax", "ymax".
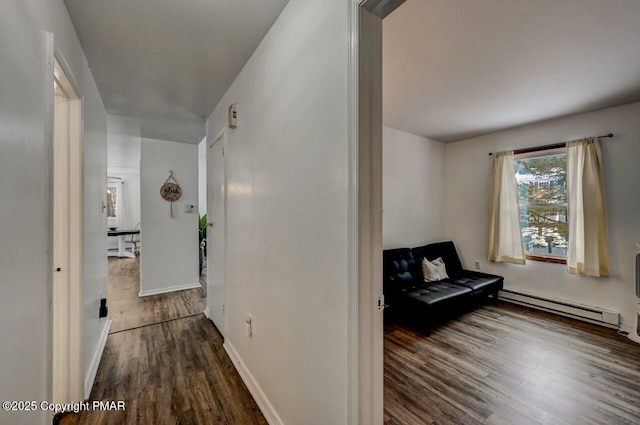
[
  {"xmin": 348, "ymin": 1, "xmax": 402, "ymax": 423},
  {"xmin": 48, "ymin": 35, "xmax": 86, "ymax": 404},
  {"xmin": 45, "ymin": 31, "xmax": 55, "ymax": 412},
  {"xmin": 206, "ymin": 129, "xmax": 227, "ymax": 337}
]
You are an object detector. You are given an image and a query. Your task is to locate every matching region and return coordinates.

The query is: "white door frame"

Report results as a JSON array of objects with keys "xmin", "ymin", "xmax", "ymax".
[
  {"xmin": 205, "ymin": 129, "xmax": 227, "ymax": 337},
  {"xmin": 348, "ymin": 1, "xmax": 404, "ymax": 424},
  {"xmin": 47, "ymin": 33, "xmax": 86, "ymax": 404}
]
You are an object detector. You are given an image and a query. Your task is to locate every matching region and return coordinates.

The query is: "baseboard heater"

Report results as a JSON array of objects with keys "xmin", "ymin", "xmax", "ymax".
[{"xmin": 499, "ymin": 289, "xmax": 620, "ymax": 329}]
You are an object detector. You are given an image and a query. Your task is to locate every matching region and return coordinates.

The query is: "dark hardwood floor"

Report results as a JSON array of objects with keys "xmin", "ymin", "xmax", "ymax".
[
  {"xmin": 107, "ymin": 257, "xmax": 206, "ymax": 333},
  {"xmin": 61, "ymin": 315, "xmax": 267, "ymax": 425},
  {"xmin": 65, "ymin": 259, "xmax": 640, "ymax": 425},
  {"xmin": 384, "ymin": 303, "xmax": 640, "ymax": 425},
  {"xmin": 60, "ymin": 259, "xmax": 267, "ymax": 425}
]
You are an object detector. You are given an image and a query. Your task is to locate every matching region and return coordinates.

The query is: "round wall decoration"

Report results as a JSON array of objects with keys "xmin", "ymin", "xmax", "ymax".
[
  {"xmin": 160, "ymin": 182, "xmax": 182, "ymax": 202},
  {"xmin": 161, "ymin": 170, "xmax": 182, "ymax": 217}
]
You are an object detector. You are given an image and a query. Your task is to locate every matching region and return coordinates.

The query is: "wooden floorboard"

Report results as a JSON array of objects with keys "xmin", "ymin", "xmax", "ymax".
[
  {"xmin": 66, "ymin": 259, "xmax": 640, "ymax": 424},
  {"xmin": 107, "ymin": 257, "xmax": 206, "ymax": 333},
  {"xmin": 59, "ymin": 259, "xmax": 266, "ymax": 425},
  {"xmin": 384, "ymin": 303, "xmax": 640, "ymax": 425},
  {"xmin": 60, "ymin": 315, "xmax": 267, "ymax": 425}
]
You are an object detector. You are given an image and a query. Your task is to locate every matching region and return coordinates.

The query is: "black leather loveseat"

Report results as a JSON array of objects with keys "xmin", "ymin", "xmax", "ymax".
[{"xmin": 383, "ymin": 241, "xmax": 503, "ymax": 334}]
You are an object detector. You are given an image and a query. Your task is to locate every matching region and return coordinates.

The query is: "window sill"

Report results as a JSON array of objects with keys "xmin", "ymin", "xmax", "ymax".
[{"xmin": 525, "ymin": 254, "xmax": 567, "ymax": 265}]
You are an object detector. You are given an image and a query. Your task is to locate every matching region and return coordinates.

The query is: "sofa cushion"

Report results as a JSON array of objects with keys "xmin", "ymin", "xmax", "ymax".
[
  {"xmin": 413, "ymin": 241, "xmax": 464, "ymax": 277},
  {"xmin": 447, "ymin": 270, "xmax": 503, "ymax": 294},
  {"xmin": 383, "ymin": 248, "xmax": 420, "ymax": 286},
  {"xmin": 400, "ymin": 282, "xmax": 472, "ymax": 306}
]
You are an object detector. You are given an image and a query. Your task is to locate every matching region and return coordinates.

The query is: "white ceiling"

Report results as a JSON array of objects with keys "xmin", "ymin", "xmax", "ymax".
[
  {"xmin": 383, "ymin": 0, "xmax": 640, "ymax": 142},
  {"xmin": 64, "ymin": 0, "xmax": 289, "ymax": 143}
]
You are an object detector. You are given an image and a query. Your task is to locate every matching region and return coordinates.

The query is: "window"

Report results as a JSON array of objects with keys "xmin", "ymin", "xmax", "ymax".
[
  {"xmin": 515, "ymin": 151, "xmax": 568, "ymax": 262},
  {"xmin": 107, "ymin": 179, "xmax": 119, "ymax": 229},
  {"xmin": 107, "ymin": 184, "xmax": 117, "ymax": 218}
]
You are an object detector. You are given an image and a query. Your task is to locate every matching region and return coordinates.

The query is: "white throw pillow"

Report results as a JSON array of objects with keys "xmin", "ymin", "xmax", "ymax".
[{"xmin": 422, "ymin": 257, "xmax": 449, "ymax": 282}]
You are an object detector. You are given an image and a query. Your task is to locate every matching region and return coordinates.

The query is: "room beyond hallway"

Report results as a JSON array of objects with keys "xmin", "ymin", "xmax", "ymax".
[{"xmin": 107, "ymin": 257, "xmax": 206, "ymax": 333}]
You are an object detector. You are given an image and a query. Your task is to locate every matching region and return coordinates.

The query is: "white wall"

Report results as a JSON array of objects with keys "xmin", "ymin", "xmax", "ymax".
[
  {"xmin": 205, "ymin": 0, "xmax": 349, "ymax": 423},
  {"xmin": 107, "ymin": 115, "xmax": 141, "ymax": 233},
  {"xmin": 107, "ymin": 115, "xmax": 141, "ymax": 169},
  {"xmin": 445, "ymin": 101, "xmax": 640, "ymax": 329},
  {"xmin": 198, "ymin": 137, "xmax": 207, "ymax": 217},
  {"xmin": 383, "ymin": 126, "xmax": 446, "ymax": 249},
  {"xmin": 139, "ymin": 138, "xmax": 199, "ymax": 295},
  {"xmin": 0, "ymin": 1, "xmax": 108, "ymax": 424}
]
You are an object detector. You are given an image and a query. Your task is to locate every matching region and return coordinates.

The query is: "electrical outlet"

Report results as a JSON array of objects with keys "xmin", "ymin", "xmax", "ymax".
[
  {"xmin": 474, "ymin": 260, "xmax": 481, "ymax": 270},
  {"xmin": 99, "ymin": 297, "xmax": 108, "ymax": 318}
]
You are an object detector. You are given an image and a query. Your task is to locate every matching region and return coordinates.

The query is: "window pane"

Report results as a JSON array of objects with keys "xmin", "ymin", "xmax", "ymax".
[
  {"xmin": 515, "ymin": 153, "xmax": 568, "ymax": 257},
  {"xmin": 107, "ymin": 186, "xmax": 117, "ymax": 218}
]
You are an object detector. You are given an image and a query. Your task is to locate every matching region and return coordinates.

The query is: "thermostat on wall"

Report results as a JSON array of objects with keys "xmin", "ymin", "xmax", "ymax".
[{"xmin": 228, "ymin": 103, "xmax": 238, "ymax": 129}]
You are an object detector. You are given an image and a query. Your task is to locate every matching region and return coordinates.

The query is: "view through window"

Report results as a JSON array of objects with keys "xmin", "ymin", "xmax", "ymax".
[
  {"xmin": 107, "ymin": 184, "xmax": 117, "ymax": 218},
  {"xmin": 515, "ymin": 152, "xmax": 568, "ymax": 258}
]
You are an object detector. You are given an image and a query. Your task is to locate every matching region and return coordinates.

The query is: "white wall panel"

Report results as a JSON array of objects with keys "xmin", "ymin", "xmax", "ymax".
[
  {"xmin": 205, "ymin": 0, "xmax": 350, "ymax": 423},
  {"xmin": 0, "ymin": 1, "xmax": 108, "ymax": 424},
  {"xmin": 140, "ymin": 139, "xmax": 199, "ymax": 295},
  {"xmin": 383, "ymin": 126, "xmax": 446, "ymax": 249}
]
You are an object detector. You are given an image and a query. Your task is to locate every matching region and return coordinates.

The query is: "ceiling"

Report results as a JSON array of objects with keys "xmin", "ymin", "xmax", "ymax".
[
  {"xmin": 64, "ymin": 0, "xmax": 289, "ymax": 143},
  {"xmin": 383, "ymin": 0, "xmax": 640, "ymax": 142}
]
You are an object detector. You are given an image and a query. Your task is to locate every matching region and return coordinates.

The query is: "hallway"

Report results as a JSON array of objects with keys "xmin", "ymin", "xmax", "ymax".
[
  {"xmin": 107, "ymin": 257, "xmax": 206, "ymax": 333},
  {"xmin": 60, "ymin": 259, "xmax": 266, "ymax": 425}
]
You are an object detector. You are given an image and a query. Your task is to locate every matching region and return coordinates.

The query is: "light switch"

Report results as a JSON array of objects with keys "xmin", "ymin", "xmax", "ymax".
[{"xmin": 228, "ymin": 103, "xmax": 238, "ymax": 129}]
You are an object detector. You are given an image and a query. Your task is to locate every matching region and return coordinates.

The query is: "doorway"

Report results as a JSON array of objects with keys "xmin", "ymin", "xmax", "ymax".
[
  {"xmin": 206, "ymin": 132, "xmax": 226, "ymax": 336},
  {"xmin": 350, "ymin": 1, "xmax": 406, "ymax": 423},
  {"xmin": 52, "ymin": 53, "xmax": 84, "ymax": 404}
]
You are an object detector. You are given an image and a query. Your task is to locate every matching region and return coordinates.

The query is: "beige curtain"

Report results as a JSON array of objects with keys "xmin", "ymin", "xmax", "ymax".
[
  {"xmin": 566, "ymin": 138, "xmax": 610, "ymax": 277},
  {"xmin": 489, "ymin": 151, "xmax": 526, "ymax": 265}
]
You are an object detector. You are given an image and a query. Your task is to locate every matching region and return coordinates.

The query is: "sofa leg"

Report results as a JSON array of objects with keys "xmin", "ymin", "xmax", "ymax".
[
  {"xmin": 493, "ymin": 290, "xmax": 500, "ymax": 305},
  {"xmin": 423, "ymin": 318, "xmax": 433, "ymax": 336}
]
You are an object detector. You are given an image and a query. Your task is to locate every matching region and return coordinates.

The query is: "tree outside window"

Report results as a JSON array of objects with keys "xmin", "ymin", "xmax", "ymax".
[{"xmin": 515, "ymin": 153, "xmax": 568, "ymax": 257}]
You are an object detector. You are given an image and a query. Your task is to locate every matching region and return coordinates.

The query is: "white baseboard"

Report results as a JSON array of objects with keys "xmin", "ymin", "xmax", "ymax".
[
  {"xmin": 619, "ymin": 323, "xmax": 633, "ymax": 334},
  {"xmin": 84, "ymin": 319, "xmax": 111, "ymax": 399},
  {"xmin": 224, "ymin": 341, "xmax": 284, "ymax": 425},
  {"xmin": 138, "ymin": 282, "xmax": 201, "ymax": 297},
  {"xmin": 203, "ymin": 306, "xmax": 211, "ymax": 319}
]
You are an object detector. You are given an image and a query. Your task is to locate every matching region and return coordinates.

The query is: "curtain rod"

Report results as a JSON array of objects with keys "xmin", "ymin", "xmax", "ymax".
[{"xmin": 488, "ymin": 133, "xmax": 613, "ymax": 156}]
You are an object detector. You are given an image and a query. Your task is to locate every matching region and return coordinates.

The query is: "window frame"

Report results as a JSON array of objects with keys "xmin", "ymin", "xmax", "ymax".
[
  {"xmin": 515, "ymin": 148, "xmax": 568, "ymax": 265},
  {"xmin": 107, "ymin": 179, "xmax": 119, "ymax": 228}
]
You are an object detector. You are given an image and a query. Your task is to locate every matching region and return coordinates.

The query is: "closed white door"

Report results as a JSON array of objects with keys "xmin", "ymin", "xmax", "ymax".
[{"xmin": 207, "ymin": 135, "xmax": 226, "ymax": 335}]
